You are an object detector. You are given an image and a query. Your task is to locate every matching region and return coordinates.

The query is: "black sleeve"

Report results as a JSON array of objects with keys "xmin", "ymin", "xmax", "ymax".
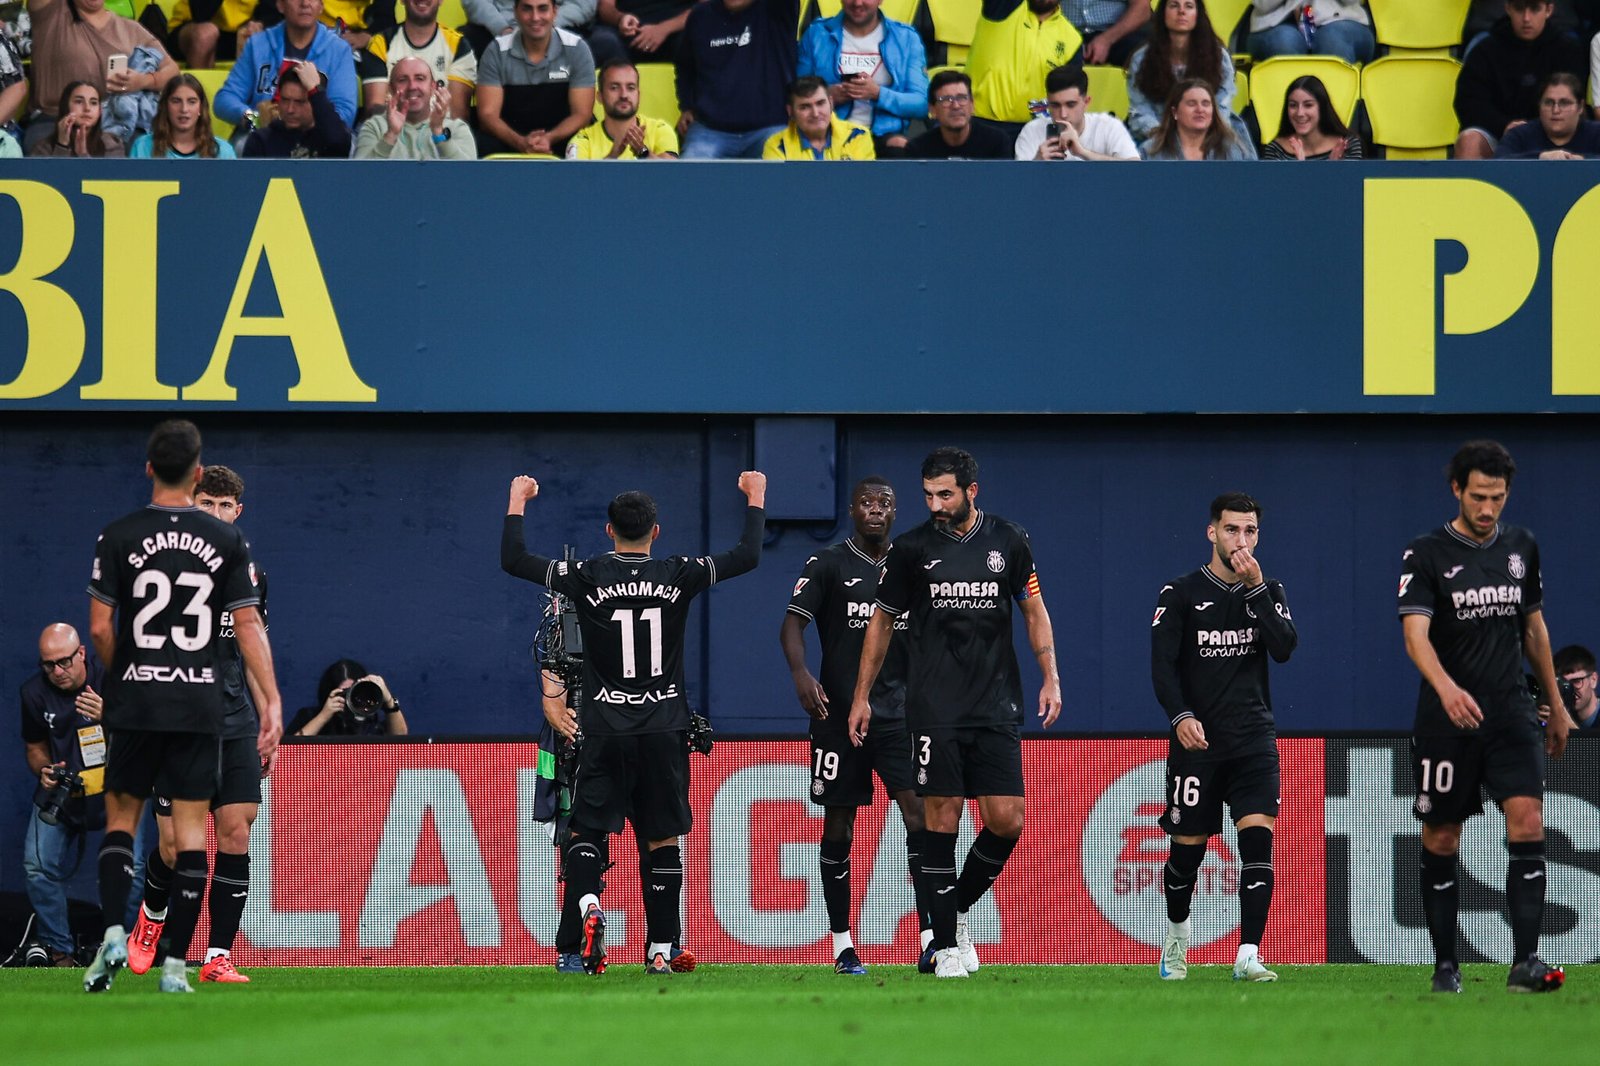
[
  {"xmin": 1522, "ymin": 541, "xmax": 1544, "ymax": 615},
  {"xmin": 20, "ymin": 686, "xmax": 48, "ymax": 745},
  {"xmin": 699, "ymin": 506, "xmax": 766, "ymax": 586},
  {"xmin": 675, "ymin": 11, "xmax": 699, "ymax": 111},
  {"xmin": 309, "ymin": 87, "xmax": 354, "ymax": 151},
  {"xmin": 786, "ymin": 551, "xmax": 832, "ymax": 622},
  {"xmin": 1453, "ymin": 44, "xmax": 1507, "ymax": 134},
  {"xmin": 222, "ymin": 534, "xmax": 262, "ymax": 613},
  {"xmin": 1247, "ymin": 581, "xmax": 1297, "ymax": 663},
  {"xmin": 1150, "ymin": 582, "xmax": 1190, "ymax": 729},
  {"xmin": 875, "ymin": 539, "xmax": 915, "ymax": 616},
  {"xmin": 980, "ymin": 0, "xmax": 1022, "ymax": 20},
  {"xmin": 501, "ymin": 514, "xmax": 558, "ymax": 587}
]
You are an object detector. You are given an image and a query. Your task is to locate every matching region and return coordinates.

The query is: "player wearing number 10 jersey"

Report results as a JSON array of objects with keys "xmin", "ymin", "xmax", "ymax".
[
  {"xmin": 1150, "ymin": 493, "xmax": 1296, "ymax": 984},
  {"xmin": 502, "ymin": 471, "xmax": 768, "ymax": 976},
  {"xmin": 82, "ymin": 420, "xmax": 281, "ymax": 995},
  {"xmin": 1398, "ymin": 440, "xmax": 1569, "ymax": 995}
]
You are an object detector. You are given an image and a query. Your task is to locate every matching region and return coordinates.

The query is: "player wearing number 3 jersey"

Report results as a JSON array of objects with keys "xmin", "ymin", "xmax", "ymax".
[
  {"xmin": 1150, "ymin": 493, "xmax": 1296, "ymax": 983},
  {"xmin": 1398, "ymin": 441, "xmax": 1569, "ymax": 996},
  {"xmin": 83, "ymin": 420, "xmax": 282, "ymax": 995},
  {"xmin": 502, "ymin": 471, "xmax": 767, "ymax": 976}
]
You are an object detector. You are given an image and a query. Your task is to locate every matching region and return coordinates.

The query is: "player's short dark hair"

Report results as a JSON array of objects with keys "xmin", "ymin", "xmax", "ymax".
[
  {"xmin": 921, "ymin": 447, "xmax": 978, "ymax": 489},
  {"xmin": 1554, "ymin": 645, "xmax": 1596, "ymax": 675},
  {"xmin": 787, "ymin": 75, "xmax": 829, "ymax": 104},
  {"xmin": 928, "ymin": 70, "xmax": 972, "ymax": 104},
  {"xmin": 853, "ymin": 475, "xmax": 894, "ymax": 497},
  {"xmin": 147, "ymin": 419, "xmax": 202, "ymax": 486},
  {"xmin": 598, "ymin": 59, "xmax": 638, "ymax": 85},
  {"xmin": 1046, "ymin": 64, "xmax": 1088, "ymax": 96},
  {"xmin": 317, "ymin": 658, "xmax": 369, "ymax": 701},
  {"xmin": 1210, "ymin": 492, "xmax": 1261, "ymax": 523},
  {"xmin": 1448, "ymin": 440, "xmax": 1516, "ymax": 489},
  {"xmin": 608, "ymin": 491, "xmax": 658, "ymax": 541},
  {"xmin": 197, "ymin": 464, "xmax": 245, "ymax": 500}
]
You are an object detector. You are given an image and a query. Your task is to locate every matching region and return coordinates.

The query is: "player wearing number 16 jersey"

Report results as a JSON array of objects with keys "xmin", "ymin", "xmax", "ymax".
[
  {"xmin": 1150, "ymin": 493, "xmax": 1296, "ymax": 984},
  {"xmin": 82, "ymin": 420, "xmax": 282, "ymax": 995},
  {"xmin": 502, "ymin": 471, "xmax": 767, "ymax": 975},
  {"xmin": 1398, "ymin": 440, "xmax": 1569, "ymax": 995}
]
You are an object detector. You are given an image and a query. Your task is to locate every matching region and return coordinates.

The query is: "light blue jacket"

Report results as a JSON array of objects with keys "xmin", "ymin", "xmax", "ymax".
[
  {"xmin": 797, "ymin": 14, "xmax": 927, "ymax": 137},
  {"xmin": 215, "ymin": 24, "xmax": 358, "ymax": 129}
]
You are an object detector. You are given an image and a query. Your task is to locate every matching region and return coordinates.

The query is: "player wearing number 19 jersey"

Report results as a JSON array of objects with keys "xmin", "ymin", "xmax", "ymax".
[
  {"xmin": 1398, "ymin": 440, "xmax": 1569, "ymax": 995},
  {"xmin": 851, "ymin": 448, "xmax": 1061, "ymax": 980},
  {"xmin": 83, "ymin": 420, "xmax": 281, "ymax": 995},
  {"xmin": 502, "ymin": 471, "xmax": 767, "ymax": 975},
  {"xmin": 1150, "ymin": 493, "xmax": 1296, "ymax": 983}
]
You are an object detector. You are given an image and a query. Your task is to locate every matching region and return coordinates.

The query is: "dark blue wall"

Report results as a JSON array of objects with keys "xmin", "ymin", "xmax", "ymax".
[{"xmin": 4, "ymin": 412, "xmax": 1596, "ymax": 895}]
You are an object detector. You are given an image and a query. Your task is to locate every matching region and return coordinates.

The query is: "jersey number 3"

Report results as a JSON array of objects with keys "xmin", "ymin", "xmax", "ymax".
[{"xmin": 132, "ymin": 571, "xmax": 215, "ymax": 651}]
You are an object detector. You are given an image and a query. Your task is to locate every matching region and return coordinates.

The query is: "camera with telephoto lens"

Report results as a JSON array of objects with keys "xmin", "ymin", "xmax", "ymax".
[
  {"xmin": 1527, "ymin": 673, "xmax": 1578, "ymax": 721},
  {"xmin": 34, "ymin": 766, "xmax": 84, "ymax": 827},
  {"xmin": 341, "ymin": 679, "xmax": 385, "ymax": 725}
]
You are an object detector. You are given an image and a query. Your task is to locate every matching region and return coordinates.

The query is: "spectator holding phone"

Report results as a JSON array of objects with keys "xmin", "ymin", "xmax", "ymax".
[
  {"xmin": 287, "ymin": 659, "xmax": 409, "ymax": 737},
  {"xmin": 23, "ymin": 0, "xmax": 179, "ymax": 152},
  {"xmin": 797, "ymin": 0, "xmax": 926, "ymax": 157}
]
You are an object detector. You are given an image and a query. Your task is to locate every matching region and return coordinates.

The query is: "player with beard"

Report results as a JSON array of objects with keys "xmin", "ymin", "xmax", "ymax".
[
  {"xmin": 850, "ymin": 447, "xmax": 1061, "ymax": 979},
  {"xmin": 1150, "ymin": 492, "xmax": 1297, "ymax": 983},
  {"xmin": 781, "ymin": 477, "xmax": 930, "ymax": 975},
  {"xmin": 127, "ymin": 465, "xmax": 269, "ymax": 985},
  {"xmin": 1398, "ymin": 440, "xmax": 1569, "ymax": 994}
]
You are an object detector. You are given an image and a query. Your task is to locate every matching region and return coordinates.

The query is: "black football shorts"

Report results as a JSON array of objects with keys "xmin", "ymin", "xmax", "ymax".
[
  {"xmin": 809, "ymin": 717, "xmax": 916, "ymax": 806},
  {"xmin": 1411, "ymin": 718, "xmax": 1545, "ymax": 825},
  {"xmin": 913, "ymin": 724, "xmax": 1025, "ymax": 799},
  {"xmin": 1159, "ymin": 741, "xmax": 1281, "ymax": 837},
  {"xmin": 105, "ymin": 728, "xmax": 221, "ymax": 804},
  {"xmin": 571, "ymin": 731, "xmax": 692, "ymax": 842}
]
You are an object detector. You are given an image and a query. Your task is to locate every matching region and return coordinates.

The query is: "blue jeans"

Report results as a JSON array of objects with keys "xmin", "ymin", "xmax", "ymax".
[
  {"xmin": 680, "ymin": 123, "xmax": 786, "ymax": 160},
  {"xmin": 22, "ymin": 807, "xmax": 154, "ymax": 954},
  {"xmin": 1248, "ymin": 20, "xmax": 1376, "ymax": 65}
]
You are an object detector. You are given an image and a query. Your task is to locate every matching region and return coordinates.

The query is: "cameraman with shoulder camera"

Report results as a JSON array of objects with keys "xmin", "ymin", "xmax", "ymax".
[
  {"xmin": 503, "ymin": 470, "xmax": 767, "ymax": 975},
  {"xmin": 287, "ymin": 660, "xmax": 409, "ymax": 737},
  {"xmin": 20, "ymin": 623, "xmax": 148, "ymax": 966}
]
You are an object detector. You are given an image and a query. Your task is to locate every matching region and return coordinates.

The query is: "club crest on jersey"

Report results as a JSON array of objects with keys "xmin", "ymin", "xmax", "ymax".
[
  {"xmin": 793, "ymin": 578, "xmax": 809, "ymax": 597},
  {"xmin": 812, "ymin": 780, "xmax": 825, "ymax": 797},
  {"xmin": 987, "ymin": 550, "xmax": 1005, "ymax": 573},
  {"xmin": 1508, "ymin": 553, "xmax": 1526, "ymax": 579},
  {"xmin": 917, "ymin": 767, "xmax": 927, "ymax": 786},
  {"xmin": 1414, "ymin": 794, "xmax": 1432, "ymax": 816},
  {"xmin": 1169, "ymin": 808, "xmax": 1181, "ymax": 825}
]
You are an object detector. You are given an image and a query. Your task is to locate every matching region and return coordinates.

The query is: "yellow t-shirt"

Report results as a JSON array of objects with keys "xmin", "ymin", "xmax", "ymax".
[
  {"xmin": 565, "ymin": 116, "xmax": 680, "ymax": 159},
  {"xmin": 967, "ymin": 3, "xmax": 1083, "ymax": 123},
  {"xmin": 168, "ymin": 0, "xmax": 260, "ymax": 32},
  {"xmin": 762, "ymin": 116, "xmax": 875, "ymax": 160}
]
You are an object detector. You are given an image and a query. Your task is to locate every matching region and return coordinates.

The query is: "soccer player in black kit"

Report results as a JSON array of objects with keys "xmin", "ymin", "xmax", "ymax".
[
  {"xmin": 502, "ymin": 470, "xmax": 767, "ymax": 975},
  {"xmin": 128, "ymin": 465, "xmax": 269, "ymax": 985},
  {"xmin": 1150, "ymin": 493, "xmax": 1296, "ymax": 983},
  {"xmin": 850, "ymin": 448, "xmax": 1061, "ymax": 980},
  {"xmin": 82, "ymin": 421, "xmax": 282, "ymax": 994},
  {"xmin": 780, "ymin": 477, "xmax": 931, "ymax": 975},
  {"xmin": 1398, "ymin": 441, "xmax": 1570, "ymax": 994}
]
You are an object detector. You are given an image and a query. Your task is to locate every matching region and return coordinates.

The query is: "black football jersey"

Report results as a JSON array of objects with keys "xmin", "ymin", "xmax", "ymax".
[
  {"xmin": 786, "ymin": 538, "xmax": 907, "ymax": 722},
  {"xmin": 503, "ymin": 507, "xmax": 765, "ymax": 735},
  {"xmin": 1398, "ymin": 522, "xmax": 1543, "ymax": 734},
  {"xmin": 88, "ymin": 505, "xmax": 261, "ymax": 734},
  {"xmin": 875, "ymin": 511, "xmax": 1040, "ymax": 730},
  {"xmin": 218, "ymin": 565, "xmax": 268, "ymax": 740},
  {"xmin": 1150, "ymin": 566, "xmax": 1297, "ymax": 757}
]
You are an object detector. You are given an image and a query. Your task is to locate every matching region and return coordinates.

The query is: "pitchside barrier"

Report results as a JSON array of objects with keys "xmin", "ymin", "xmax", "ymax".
[{"xmin": 205, "ymin": 736, "xmax": 1599, "ymax": 967}]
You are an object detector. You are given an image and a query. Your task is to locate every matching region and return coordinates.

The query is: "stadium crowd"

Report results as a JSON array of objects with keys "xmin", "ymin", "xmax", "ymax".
[{"xmin": 2, "ymin": 0, "xmax": 1599, "ymax": 160}]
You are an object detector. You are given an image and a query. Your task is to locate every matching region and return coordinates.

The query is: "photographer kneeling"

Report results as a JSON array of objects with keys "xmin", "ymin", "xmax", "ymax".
[{"xmin": 287, "ymin": 660, "xmax": 409, "ymax": 737}]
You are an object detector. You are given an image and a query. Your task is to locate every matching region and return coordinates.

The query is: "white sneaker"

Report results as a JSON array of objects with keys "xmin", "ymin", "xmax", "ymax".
[
  {"xmin": 1232, "ymin": 946, "xmax": 1278, "ymax": 983},
  {"xmin": 932, "ymin": 947, "xmax": 968, "ymax": 979},
  {"xmin": 1159, "ymin": 919, "xmax": 1190, "ymax": 980},
  {"xmin": 953, "ymin": 913, "xmax": 980, "ymax": 973},
  {"xmin": 159, "ymin": 956, "xmax": 195, "ymax": 993}
]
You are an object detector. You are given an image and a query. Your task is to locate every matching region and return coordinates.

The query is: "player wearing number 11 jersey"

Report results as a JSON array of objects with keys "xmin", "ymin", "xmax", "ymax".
[
  {"xmin": 83, "ymin": 420, "xmax": 281, "ymax": 995},
  {"xmin": 1150, "ymin": 493, "xmax": 1296, "ymax": 984},
  {"xmin": 502, "ymin": 471, "xmax": 767, "ymax": 975}
]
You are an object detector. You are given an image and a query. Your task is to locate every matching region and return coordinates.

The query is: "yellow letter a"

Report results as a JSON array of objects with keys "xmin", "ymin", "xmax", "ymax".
[{"xmin": 185, "ymin": 178, "xmax": 375, "ymax": 402}]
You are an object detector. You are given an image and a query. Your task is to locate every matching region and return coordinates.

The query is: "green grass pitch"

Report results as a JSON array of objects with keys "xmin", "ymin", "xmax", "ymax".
[{"xmin": 0, "ymin": 964, "xmax": 1590, "ymax": 1064}]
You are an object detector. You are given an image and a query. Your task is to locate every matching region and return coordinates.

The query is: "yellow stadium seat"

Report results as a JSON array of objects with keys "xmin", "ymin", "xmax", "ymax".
[
  {"xmin": 1362, "ymin": 54, "xmax": 1461, "ymax": 158},
  {"xmin": 394, "ymin": 0, "xmax": 470, "ymax": 29},
  {"xmin": 883, "ymin": 0, "xmax": 920, "ymax": 23},
  {"xmin": 928, "ymin": 0, "xmax": 981, "ymax": 49},
  {"xmin": 1248, "ymin": 55, "xmax": 1359, "ymax": 143},
  {"xmin": 1233, "ymin": 67, "xmax": 1248, "ymax": 114},
  {"xmin": 1084, "ymin": 65, "xmax": 1129, "ymax": 118},
  {"xmin": 485, "ymin": 152, "xmax": 561, "ymax": 159},
  {"xmin": 184, "ymin": 67, "xmax": 235, "ymax": 142},
  {"xmin": 814, "ymin": 0, "xmax": 840, "ymax": 15},
  {"xmin": 1150, "ymin": 0, "xmax": 1251, "ymax": 47},
  {"xmin": 1368, "ymin": 0, "xmax": 1469, "ymax": 52}
]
